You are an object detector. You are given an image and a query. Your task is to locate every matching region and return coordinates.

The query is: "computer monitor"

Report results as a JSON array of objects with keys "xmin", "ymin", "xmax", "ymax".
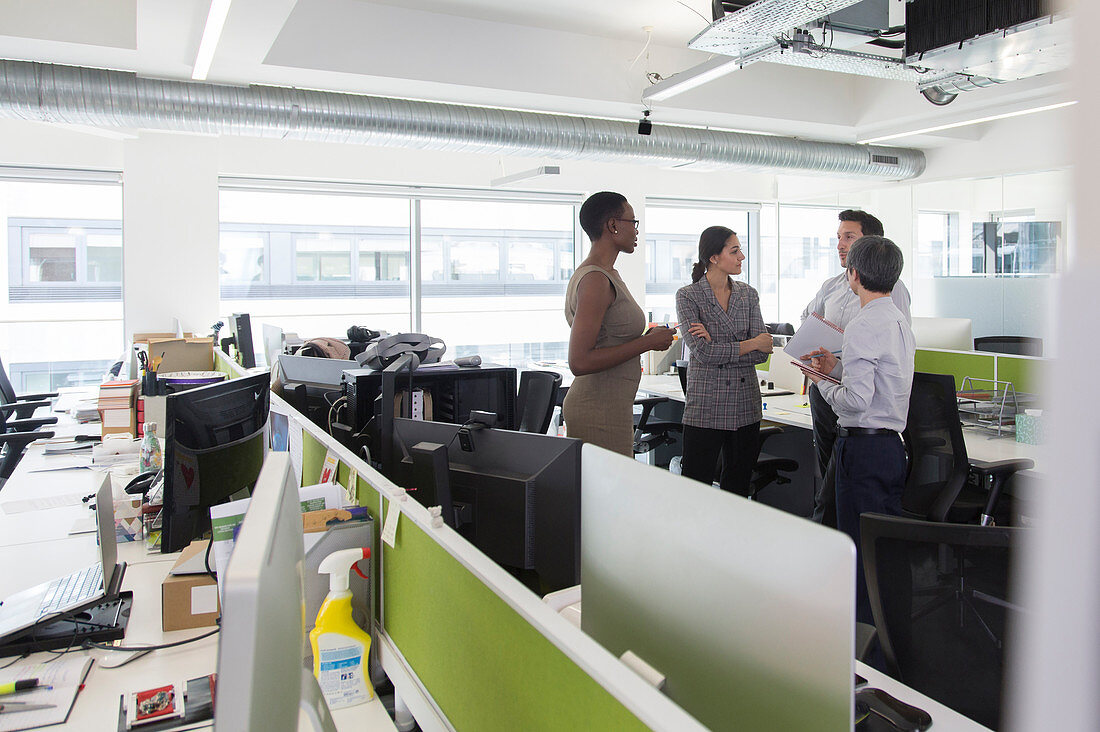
[
  {"xmin": 214, "ymin": 452, "xmax": 336, "ymax": 732},
  {"xmin": 161, "ymin": 372, "xmax": 270, "ymax": 553},
  {"xmin": 581, "ymin": 444, "xmax": 855, "ymax": 730},
  {"xmin": 912, "ymin": 317, "xmax": 973, "ymax": 351},
  {"xmin": 262, "ymin": 323, "xmax": 285, "ymax": 368},
  {"xmin": 227, "ymin": 312, "xmax": 257, "ymax": 368},
  {"xmin": 389, "ymin": 417, "xmax": 582, "ymax": 592}
]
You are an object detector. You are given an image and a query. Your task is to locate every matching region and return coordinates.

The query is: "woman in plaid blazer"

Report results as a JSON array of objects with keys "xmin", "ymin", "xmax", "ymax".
[{"xmin": 675, "ymin": 226, "xmax": 773, "ymax": 495}]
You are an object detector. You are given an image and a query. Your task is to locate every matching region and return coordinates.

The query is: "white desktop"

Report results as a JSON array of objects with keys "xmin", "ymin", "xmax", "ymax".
[{"xmin": 912, "ymin": 317, "xmax": 973, "ymax": 351}]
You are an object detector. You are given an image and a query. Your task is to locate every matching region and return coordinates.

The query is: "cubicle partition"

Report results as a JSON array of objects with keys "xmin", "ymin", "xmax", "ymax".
[
  {"xmin": 212, "ymin": 351, "xmax": 701, "ymax": 731},
  {"xmin": 914, "ymin": 348, "xmax": 1046, "ymax": 397}
]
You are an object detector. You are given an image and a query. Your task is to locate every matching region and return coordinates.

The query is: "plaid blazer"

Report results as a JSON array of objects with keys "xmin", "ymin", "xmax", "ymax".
[{"xmin": 675, "ymin": 277, "xmax": 768, "ymax": 430}]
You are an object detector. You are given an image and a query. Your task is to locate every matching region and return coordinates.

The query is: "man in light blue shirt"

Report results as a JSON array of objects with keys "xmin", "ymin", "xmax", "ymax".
[
  {"xmin": 806, "ymin": 235, "xmax": 915, "ymax": 626},
  {"xmin": 802, "ymin": 209, "xmax": 911, "ymax": 529}
]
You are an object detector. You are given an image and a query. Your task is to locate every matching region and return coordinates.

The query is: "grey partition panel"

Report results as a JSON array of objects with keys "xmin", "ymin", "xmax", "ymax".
[{"xmin": 581, "ymin": 444, "xmax": 855, "ymax": 731}]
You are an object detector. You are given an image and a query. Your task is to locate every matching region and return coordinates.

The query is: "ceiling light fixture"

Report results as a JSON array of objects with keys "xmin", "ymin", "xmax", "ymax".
[
  {"xmin": 641, "ymin": 56, "xmax": 744, "ymax": 103},
  {"xmin": 859, "ymin": 100, "xmax": 1078, "ymax": 144},
  {"xmin": 637, "ymin": 110, "xmax": 653, "ymax": 136},
  {"xmin": 490, "ymin": 166, "xmax": 561, "ymax": 187},
  {"xmin": 192, "ymin": 0, "xmax": 233, "ymax": 81}
]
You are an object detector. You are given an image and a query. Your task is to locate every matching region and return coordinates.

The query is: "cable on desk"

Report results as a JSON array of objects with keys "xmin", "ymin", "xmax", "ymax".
[
  {"xmin": 83, "ymin": 625, "xmax": 220, "ymax": 654},
  {"xmin": 0, "ymin": 652, "xmax": 30, "ymax": 669}
]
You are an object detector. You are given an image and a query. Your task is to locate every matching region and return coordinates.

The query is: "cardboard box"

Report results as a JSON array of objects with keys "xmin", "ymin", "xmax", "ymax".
[
  {"xmin": 140, "ymin": 337, "xmax": 215, "ymax": 373},
  {"xmin": 162, "ymin": 541, "xmax": 221, "ymax": 631}
]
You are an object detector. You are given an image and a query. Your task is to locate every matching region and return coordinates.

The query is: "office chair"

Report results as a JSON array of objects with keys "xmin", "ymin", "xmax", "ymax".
[
  {"xmin": 861, "ymin": 513, "xmax": 1023, "ymax": 730},
  {"xmin": 515, "ymin": 370, "xmax": 562, "ymax": 434},
  {"xmin": 764, "ymin": 322, "xmax": 795, "ymax": 336},
  {"xmin": 973, "ymin": 335, "xmax": 1043, "ymax": 357},
  {"xmin": 0, "ymin": 428, "xmax": 55, "ymax": 490},
  {"xmin": 0, "ymin": 355, "xmax": 58, "ymax": 421},
  {"xmin": 903, "ymin": 372, "xmax": 1032, "ymax": 526},
  {"xmin": 632, "ymin": 395, "xmax": 682, "ymax": 458},
  {"xmin": 674, "ymin": 362, "xmax": 797, "ymax": 498}
]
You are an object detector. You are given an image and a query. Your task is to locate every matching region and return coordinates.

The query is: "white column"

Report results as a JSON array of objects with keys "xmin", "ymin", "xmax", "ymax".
[{"xmin": 122, "ymin": 133, "xmax": 219, "ymax": 338}]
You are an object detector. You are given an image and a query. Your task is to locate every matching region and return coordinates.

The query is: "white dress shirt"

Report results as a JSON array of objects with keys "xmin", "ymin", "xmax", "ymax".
[
  {"xmin": 802, "ymin": 272, "xmax": 911, "ymax": 329},
  {"xmin": 817, "ymin": 297, "xmax": 915, "ymax": 431}
]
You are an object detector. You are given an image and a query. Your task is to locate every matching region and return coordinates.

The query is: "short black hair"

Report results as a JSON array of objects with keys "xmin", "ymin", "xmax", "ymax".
[
  {"xmin": 579, "ymin": 191, "xmax": 627, "ymax": 241},
  {"xmin": 838, "ymin": 209, "xmax": 884, "ymax": 237},
  {"xmin": 846, "ymin": 235, "xmax": 903, "ymax": 294}
]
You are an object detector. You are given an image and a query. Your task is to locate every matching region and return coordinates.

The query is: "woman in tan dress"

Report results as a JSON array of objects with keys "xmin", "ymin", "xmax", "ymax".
[{"xmin": 563, "ymin": 192, "xmax": 676, "ymax": 456}]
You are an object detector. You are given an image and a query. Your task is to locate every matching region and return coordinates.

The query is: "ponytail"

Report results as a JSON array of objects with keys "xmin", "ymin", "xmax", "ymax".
[{"xmin": 691, "ymin": 261, "xmax": 707, "ymax": 282}]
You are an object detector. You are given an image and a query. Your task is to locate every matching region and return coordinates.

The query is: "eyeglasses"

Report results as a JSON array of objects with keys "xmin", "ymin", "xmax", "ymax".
[{"xmin": 613, "ymin": 218, "xmax": 640, "ymax": 230}]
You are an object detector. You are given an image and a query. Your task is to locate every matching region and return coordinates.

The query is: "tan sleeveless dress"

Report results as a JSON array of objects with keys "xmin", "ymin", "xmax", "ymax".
[{"xmin": 563, "ymin": 265, "xmax": 646, "ymax": 456}]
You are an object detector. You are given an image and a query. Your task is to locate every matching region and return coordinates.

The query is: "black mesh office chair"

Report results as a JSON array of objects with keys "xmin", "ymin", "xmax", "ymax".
[
  {"xmin": 515, "ymin": 370, "xmax": 562, "ymax": 434},
  {"xmin": 765, "ymin": 322, "xmax": 795, "ymax": 336},
  {"xmin": 675, "ymin": 362, "xmax": 797, "ymax": 498},
  {"xmin": 973, "ymin": 336, "xmax": 1042, "ymax": 357},
  {"xmin": 0, "ymin": 355, "xmax": 58, "ymax": 421},
  {"xmin": 862, "ymin": 513, "xmax": 1023, "ymax": 730},
  {"xmin": 903, "ymin": 372, "xmax": 1032, "ymax": 526}
]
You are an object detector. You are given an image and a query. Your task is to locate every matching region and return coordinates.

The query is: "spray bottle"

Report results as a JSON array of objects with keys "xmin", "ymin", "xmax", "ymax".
[{"xmin": 310, "ymin": 547, "xmax": 375, "ymax": 710}]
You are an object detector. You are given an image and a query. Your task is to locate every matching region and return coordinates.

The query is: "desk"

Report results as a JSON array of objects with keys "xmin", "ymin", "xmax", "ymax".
[
  {"xmin": 0, "ymin": 410, "xmax": 395, "ymax": 731},
  {"xmin": 638, "ymin": 374, "xmax": 1047, "ymax": 478}
]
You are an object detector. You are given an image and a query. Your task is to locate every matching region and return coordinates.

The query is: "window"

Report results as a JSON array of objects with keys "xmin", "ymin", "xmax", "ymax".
[
  {"xmin": 420, "ymin": 198, "xmax": 578, "ymax": 364},
  {"xmin": 916, "ymin": 211, "xmax": 960, "ymax": 278},
  {"xmin": 219, "ymin": 184, "xmax": 580, "ymax": 367},
  {"xmin": 643, "ymin": 201, "xmax": 756, "ymax": 321},
  {"xmin": 9, "ymin": 219, "xmax": 122, "ymax": 301},
  {"xmin": 762, "ymin": 205, "xmax": 842, "ymax": 325},
  {"xmin": 0, "ymin": 174, "xmax": 124, "ymax": 391}
]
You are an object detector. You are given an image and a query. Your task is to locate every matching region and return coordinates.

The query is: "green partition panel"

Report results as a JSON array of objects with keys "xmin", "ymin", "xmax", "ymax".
[
  {"xmin": 298, "ymin": 430, "xmax": 644, "ymax": 730},
  {"xmin": 914, "ymin": 349, "xmax": 995, "ymax": 391},
  {"xmin": 382, "ymin": 507, "xmax": 647, "ymax": 731},
  {"xmin": 996, "ymin": 356, "xmax": 1045, "ymax": 396},
  {"xmin": 757, "ymin": 355, "xmax": 770, "ymax": 371}
]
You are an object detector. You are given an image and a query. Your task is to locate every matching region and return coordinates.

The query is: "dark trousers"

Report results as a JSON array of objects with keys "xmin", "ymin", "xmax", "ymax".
[
  {"xmin": 834, "ymin": 432, "xmax": 906, "ymax": 626},
  {"xmin": 681, "ymin": 422, "xmax": 762, "ymax": 497},
  {"xmin": 808, "ymin": 384, "xmax": 838, "ymax": 528}
]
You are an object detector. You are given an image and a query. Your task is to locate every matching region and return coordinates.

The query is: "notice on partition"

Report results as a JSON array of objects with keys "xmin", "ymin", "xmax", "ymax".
[{"xmin": 208, "ymin": 482, "xmax": 343, "ymax": 599}]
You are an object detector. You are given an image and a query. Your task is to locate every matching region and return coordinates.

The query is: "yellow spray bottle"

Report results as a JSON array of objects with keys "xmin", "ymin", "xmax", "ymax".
[{"xmin": 310, "ymin": 547, "xmax": 375, "ymax": 710}]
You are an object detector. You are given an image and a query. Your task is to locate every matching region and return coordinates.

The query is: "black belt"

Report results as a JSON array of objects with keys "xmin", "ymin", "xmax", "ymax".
[{"xmin": 837, "ymin": 426, "xmax": 898, "ymax": 437}]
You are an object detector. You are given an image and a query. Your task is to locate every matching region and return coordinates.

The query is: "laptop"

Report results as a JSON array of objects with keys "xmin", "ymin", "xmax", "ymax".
[{"xmin": 0, "ymin": 474, "xmax": 126, "ymax": 640}]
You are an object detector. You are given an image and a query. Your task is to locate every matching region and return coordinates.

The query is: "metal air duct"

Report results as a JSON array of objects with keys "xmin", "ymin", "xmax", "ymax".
[{"xmin": 0, "ymin": 60, "xmax": 924, "ymax": 179}]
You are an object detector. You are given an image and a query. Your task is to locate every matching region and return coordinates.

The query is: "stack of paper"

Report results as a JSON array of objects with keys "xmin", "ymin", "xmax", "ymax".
[{"xmin": 97, "ymin": 380, "xmax": 138, "ymax": 437}]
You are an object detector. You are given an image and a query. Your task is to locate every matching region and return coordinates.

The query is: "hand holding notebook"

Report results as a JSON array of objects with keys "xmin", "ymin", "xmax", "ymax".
[{"xmin": 784, "ymin": 312, "xmax": 843, "ymax": 363}]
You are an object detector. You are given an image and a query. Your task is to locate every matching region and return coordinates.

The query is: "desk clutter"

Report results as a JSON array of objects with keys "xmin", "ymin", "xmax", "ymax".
[
  {"xmin": 956, "ymin": 376, "xmax": 1036, "ymax": 437},
  {"xmin": 0, "ymin": 656, "xmax": 91, "ymax": 732}
]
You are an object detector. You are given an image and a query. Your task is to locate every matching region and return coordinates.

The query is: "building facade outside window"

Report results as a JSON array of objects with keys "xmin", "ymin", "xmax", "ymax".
[
  {"xmin": 219, "ymin": 184, "xmax": 579, "ymax": 367},
  {"xmin": 0, "ymin": 175, "xmax": 123, "ymax": 391}
]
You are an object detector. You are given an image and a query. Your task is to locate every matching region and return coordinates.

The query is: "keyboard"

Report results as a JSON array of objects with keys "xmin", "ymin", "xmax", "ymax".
[{"xmin": 38, "ymin": 564, "xmax": 103, "ymax": 616}]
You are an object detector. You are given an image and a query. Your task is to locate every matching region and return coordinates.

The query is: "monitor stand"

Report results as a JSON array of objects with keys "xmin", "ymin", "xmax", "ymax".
[{"xmin": 0, "ymin": 591, "xmax": 133, "ymax": 657}]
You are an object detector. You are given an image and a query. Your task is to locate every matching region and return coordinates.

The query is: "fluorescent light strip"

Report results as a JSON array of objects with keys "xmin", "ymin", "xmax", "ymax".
[
  {"xmin": 859, "ymin": 101, "xmax": 1078, "ymax": 144},
  {"xmin": 192, "ymin": 0, "xmax": 233, "ymax": 81},
  {"xmin": 642, "ymin": 56, "xmax": 745, "ymax": 103}
]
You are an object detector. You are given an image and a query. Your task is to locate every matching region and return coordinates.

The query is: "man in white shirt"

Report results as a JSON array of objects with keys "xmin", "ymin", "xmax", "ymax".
[
  {"xmin": 805, "ymin": 235, "xmax": 915, "ymax": 626},
  {"xmin": 801, "ymin": 210, "xmax": 911, "ymax": 529}
]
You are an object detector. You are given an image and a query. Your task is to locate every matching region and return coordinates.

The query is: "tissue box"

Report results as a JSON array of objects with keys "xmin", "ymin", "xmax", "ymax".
[{"xmin": 1015, "ymin": 413, "xmax": 1045, "ymax": 445}]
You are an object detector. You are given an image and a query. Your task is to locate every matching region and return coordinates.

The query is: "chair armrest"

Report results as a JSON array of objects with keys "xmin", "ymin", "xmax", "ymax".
[
  {"xmin": 1, "ymin": 400, "xmax": 53, "ymax": 420},
  {"xmin": 633, "ymin": 396, "xmax": 669, "ymax": 432},
  {"xmin": 4, "ymin": 416, "xmax": 58, "ymax": 432},
  {"xmin": 969, "ymin": 458, "xmax": 1035, "ymax": 478},
  {"xmin": 0, "ymin": 429, "xmax": 55, "ymax": 448},
  {"xmin": 16, "ymin": 391, "xmax": 59, "ymax": 402}
]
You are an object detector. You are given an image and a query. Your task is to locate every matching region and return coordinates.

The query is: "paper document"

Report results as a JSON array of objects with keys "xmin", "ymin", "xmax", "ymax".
[
  {"xmin": 209, "ymin": 482, "xmax": 343, "ymax": 598},
  {"xmin": 1, "ymin": 493, "xmax": 87, "ymax": 514},
  {"xmin": 0, "ymin": 655, "xmax": 92, "ymax": 732},
  {"xmin": 784, "ymin": 312, "xmax": 844, "ymax": 363}
]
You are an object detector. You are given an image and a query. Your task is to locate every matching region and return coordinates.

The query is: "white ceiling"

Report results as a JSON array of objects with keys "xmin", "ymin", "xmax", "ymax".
[{"xmin": 0, "ymin": 0, "xmax": 1074, "ymax": 150}]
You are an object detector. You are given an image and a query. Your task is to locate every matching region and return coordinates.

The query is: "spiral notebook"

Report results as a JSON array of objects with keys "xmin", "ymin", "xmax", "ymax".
[{"xmin": 784, "ymin": 312, "xmax": 844, "ymax": 363}]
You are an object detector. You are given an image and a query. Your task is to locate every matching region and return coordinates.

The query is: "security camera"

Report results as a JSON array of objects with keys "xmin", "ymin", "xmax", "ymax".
[{"xmin": 638, "ymin": 109, "xmax": 652, "ymax": 136}]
